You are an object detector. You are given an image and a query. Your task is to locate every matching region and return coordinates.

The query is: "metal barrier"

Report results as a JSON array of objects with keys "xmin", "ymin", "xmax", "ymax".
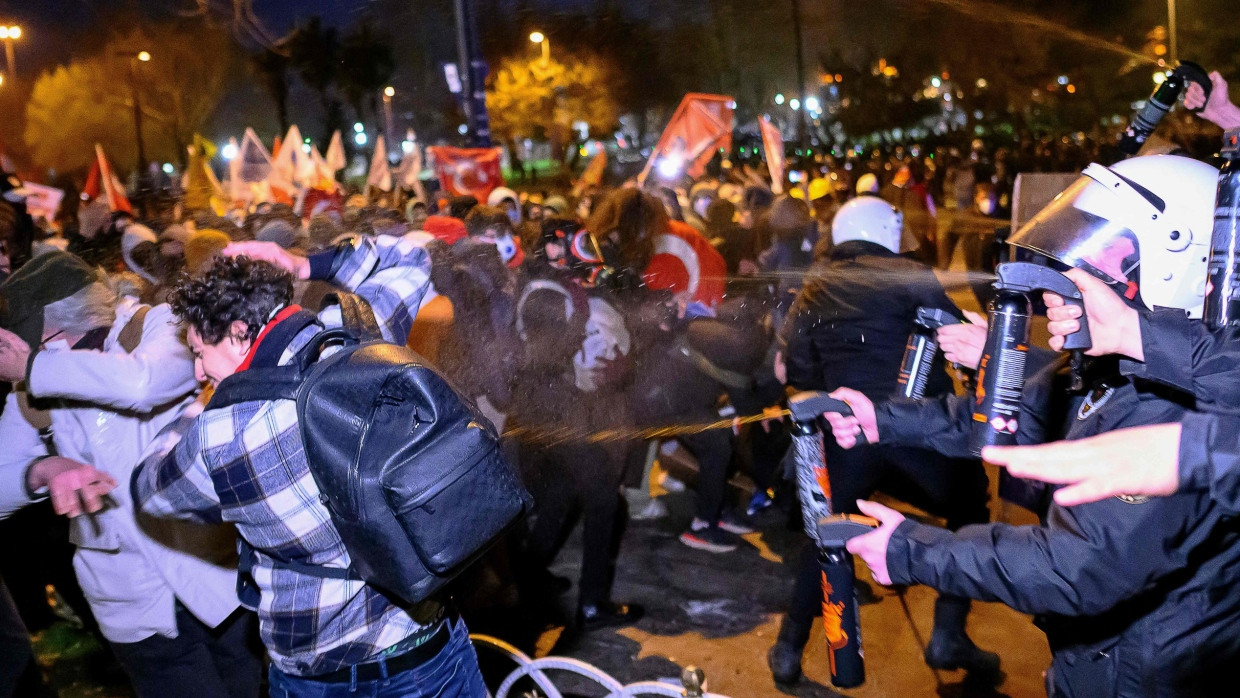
[{"xmin": 470, "ymin": 634, "xmax": 731, "ymax": 698}]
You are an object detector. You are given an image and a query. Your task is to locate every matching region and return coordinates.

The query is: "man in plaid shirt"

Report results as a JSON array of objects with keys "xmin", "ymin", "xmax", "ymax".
[{"xmin": 132, "ymin": 236, "xmax": 487, "ymax": 697}]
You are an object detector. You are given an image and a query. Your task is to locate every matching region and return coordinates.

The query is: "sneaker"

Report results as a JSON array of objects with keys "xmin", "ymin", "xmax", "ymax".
[
  {"xmin": 630, "ymin": 498, "xmax": 669, "ymax": 521},
  {"xmin": 679, "ymin": 522, "xmax": 739, "ymax": 553},
  {"xmin": 718, "ymin": 511, "xmax": 756, "ymax": 536},
  {"xmin": 659, "ymin": 472, "xmax": 687, "ymax": 492},
  {"xmin": 746, "ymin": 490, "xmax": 774, "ymax": 516}
]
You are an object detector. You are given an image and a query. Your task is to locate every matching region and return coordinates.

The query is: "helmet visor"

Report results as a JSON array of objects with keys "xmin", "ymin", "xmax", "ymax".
[{"xmin": 1008, "ymin": 176, "xmax": 1141, "ymax": 287}]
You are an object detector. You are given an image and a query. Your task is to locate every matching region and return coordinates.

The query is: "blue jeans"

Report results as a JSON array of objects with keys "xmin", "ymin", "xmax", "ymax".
[{"xmin": 268, "ymin": 620, "xmax": 487, "ymax": 697}]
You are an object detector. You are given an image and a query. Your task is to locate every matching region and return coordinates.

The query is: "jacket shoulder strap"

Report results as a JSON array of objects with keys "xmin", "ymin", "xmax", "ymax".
[{"xmin": 117, "ymin": 306, "xmax": 151, "ymax": 353}]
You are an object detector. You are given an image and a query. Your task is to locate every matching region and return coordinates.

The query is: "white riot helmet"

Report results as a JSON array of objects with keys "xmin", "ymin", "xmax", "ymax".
[
  {"xmin": 1009, "ymin": 154, "xmax": 1217, "ymax": 317},
  {"xmin": 831, "ymin": 196, "xmax": 903, "ymax": 253}
]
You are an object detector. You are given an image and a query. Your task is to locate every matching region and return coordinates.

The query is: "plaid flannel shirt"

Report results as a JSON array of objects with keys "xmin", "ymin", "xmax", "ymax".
[{"xmin": 132, "ymin": 234, "xmax": 433, "ymax": 676}]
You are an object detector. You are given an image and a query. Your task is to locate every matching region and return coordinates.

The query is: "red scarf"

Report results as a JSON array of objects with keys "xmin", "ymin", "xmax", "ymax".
[{"xmin": 235, "ymin": 305, "xmax": 303, "ymax": 373}]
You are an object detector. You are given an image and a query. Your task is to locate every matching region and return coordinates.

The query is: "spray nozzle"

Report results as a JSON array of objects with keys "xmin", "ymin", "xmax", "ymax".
[
  {"xmin": 995, "ymin": 261, "xmax": 1093, "ymax": 389},
  {"xmin": 1119, "ymin": 60, "xmax": 1212, "ymax": 155},
  {"xmin": 915, "ymin": 307, "xmax": 962, "ymax": 330}
]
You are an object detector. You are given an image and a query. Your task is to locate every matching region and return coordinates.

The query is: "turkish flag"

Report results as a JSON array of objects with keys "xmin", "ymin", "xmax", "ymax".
[
  {"xmin": 644, "ymin": 220, "xmax": 727, "ymax": 309},
  {"xmin": 427, "ymin": 146, "xmax": 504, "ymax": 201},
  {"xmin": 640, "ymin": 93, "xmax": 735, "ymax": 184}
]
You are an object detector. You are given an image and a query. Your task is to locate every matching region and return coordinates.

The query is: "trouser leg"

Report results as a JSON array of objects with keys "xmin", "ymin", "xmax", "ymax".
[
  {"xmin": 110, "ymin": 603, "xmax": 237, "ymax": 698},
  {"xmin": 678, "ymin": 428, "xmax": 734, "ymax": 523}
]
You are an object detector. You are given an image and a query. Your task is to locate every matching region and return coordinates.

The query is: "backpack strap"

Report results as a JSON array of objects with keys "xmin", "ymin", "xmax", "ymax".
[
  {"xmin": 117, "ymin": 306, "xmax": 150, "ymax": 353},
  {"xmin": 206, "ymin": 310, "xmax": 322, "ymax": 409},
  {"xmin": 324, "ymin": 292, "xmax": 383, "ymax": 343},
  {"xmin": 236, "ymin": 537, "xmax": 361, "ymax": 597}
]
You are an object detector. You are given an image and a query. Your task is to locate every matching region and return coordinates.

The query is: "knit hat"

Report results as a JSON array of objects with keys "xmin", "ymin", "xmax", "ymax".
[
  {"xmin": 121, "ymin": 223, "xmax": 160, "ymax": 283},
  {"xmin": 543, "ymin": 195, "xmax": 569, "ymax": 215},
  {"xmin": 256, "ymin": 219, "xmax": 302, "ymax": 249},
  {"xmin": 160, "ymin": 223, "xmax": 190, "ymax": 246},
  {"xmin": 0, "ymin": 250, "xmax": 100, "ymax": 348},
  {"xmin": 184, "ymin": 229, "xmax": 232, "ymax": 276}
]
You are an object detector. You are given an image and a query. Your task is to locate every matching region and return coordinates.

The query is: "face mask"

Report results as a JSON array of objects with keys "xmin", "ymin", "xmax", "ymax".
[
  {"xmin": 505, "ymin": 206, "xmax": 521, "ymax": 225},
  {"xmin": 492, "ymin": 233, "xmax": 518, "ymax": 263}
]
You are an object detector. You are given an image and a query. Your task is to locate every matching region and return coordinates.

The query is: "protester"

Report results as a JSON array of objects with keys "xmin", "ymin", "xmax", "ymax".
[
  {"xmin": 129, "ymin": 238, "xmax": 487, "ymax": 696},
  {"xmin": 0, "ymin": 251, "xmax": 259, "ymax": 698}
]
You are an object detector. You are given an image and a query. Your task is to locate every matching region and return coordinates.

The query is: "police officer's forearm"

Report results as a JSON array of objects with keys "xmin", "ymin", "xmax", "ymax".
[{"xmin": 1179, "ymin": 411, "xmax": 1240, "ymax": 513}]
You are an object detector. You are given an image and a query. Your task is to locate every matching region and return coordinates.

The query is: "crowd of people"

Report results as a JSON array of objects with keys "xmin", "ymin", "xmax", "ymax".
[{"xmin": 0, "ymin": 66, "xmax": 1239, "ymax": 698}]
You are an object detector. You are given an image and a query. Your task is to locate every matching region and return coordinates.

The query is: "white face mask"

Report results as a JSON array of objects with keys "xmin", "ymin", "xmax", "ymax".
[{"xmin": 492, "ymin": 233, "xmax": 518, "ymax": 263}]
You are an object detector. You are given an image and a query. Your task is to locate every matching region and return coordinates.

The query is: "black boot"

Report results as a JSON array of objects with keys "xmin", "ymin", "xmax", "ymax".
[
  {"xmin": 924, "ymin": 596, "xmax": 1001, "ymax": 682},
  {"xmin": 768, "ymin": 615, "xmax": 811, "ymax": 685}
]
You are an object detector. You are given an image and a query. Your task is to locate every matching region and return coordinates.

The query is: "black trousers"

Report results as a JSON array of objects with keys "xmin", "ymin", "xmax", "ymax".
[
  {"xmin": 784, "ymin": 440, "xmax": 990, "ymax": 641},
  {"xmin": 109, "ymin": 603, "xmax": 262, "ymax": 698},
  {"xmin": 521, "ymin": 439, "xmax": 628, "ymax": 606},
  {"xmin": 0, "ymin": 576, "xmax": 54, "ymax": 698}
]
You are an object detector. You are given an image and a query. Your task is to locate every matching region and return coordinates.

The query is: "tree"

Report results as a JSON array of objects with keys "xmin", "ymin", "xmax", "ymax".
[
  {"xmin": 252, "ymin": 47, "xmax": 291, "ymax": 133},
  {"xmin": 337, "ymin": 23, "xmax": 396, "ymax": 132},
  {"xmin": 24, "ymin": 24, "xmax": 235, "ymax": 174},
  {"xmin": 287, "ymin": 16, "xmax": 341, "ymax": 137},
  {"xmin": 486, "ymin": 51, "xmax": 621, "ymax": 161}
]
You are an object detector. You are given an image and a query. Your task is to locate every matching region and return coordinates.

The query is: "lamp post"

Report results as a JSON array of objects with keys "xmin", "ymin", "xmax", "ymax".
[
  {"xmin": 382, "ymin": 86, "xmax": 395, "ymax": 158},
  {"xmin": 1167, "ymin": 0, "xmax": 1178, "ymax": 66},
  {"xmin": 0, "ymin": 25, "xmax": 20, "ymax": 77},
  {"xmin": 529, "ymin": 31, "xmax": 550, "ymax": 65},
  {"xmin": 116, "ymin": 50, "xmax": 151, "ymax": 208}
]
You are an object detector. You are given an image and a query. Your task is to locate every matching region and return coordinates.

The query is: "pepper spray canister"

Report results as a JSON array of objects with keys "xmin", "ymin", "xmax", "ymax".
[
  {"xmin": 970, "ymin": 289, "xmax": 1031, "ymax": 454},
  {"xmin": 1204, "ymin": 128, "xmax": 1240, "ymax": 330}
]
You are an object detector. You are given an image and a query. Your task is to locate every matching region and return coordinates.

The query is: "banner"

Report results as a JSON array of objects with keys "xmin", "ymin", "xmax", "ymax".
[
  {"xmin": 324, "ymin": 130, "xmax": 346, "ymax": 174},
  {"xmin": 639, "ymin": 93, "xmax": 735, "ymax": 184},
  {"xmin": 760, "ymin": 116, "xmax": 785, "ymax": 195},
  {"xmin": 366, "ymin": 135, "xmax": 393, "ymax": 193},
  {"xmin": 427, "ymin": 146, "xmax": 504, "ymax": 201},
  {"xmin": 23, "ymin": 183, "xmax": 65, "ymax": 222},
  {"xmin": 184, "ymin": 134, "xmax": 225, "ymax": 212},
  {"xmin": 83, "ymin": 144, "xmax": 133, "ymax": 214}
]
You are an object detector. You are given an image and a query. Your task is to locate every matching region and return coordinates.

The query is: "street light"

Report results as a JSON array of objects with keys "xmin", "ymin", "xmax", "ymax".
[
  {"xmin": 117, "ymin": 50, "xmax": 152, "ymax": 176},
  {"xmin": 382, "ymin": 86, "xmax": 395, "ymax": 158},
  {"xmin": 529, "ymin": 30, "xmax": 550, "ymax": 64},
  {"xmin": 0, "ymin": 24, "xmax": 21, "ymax": 77}
]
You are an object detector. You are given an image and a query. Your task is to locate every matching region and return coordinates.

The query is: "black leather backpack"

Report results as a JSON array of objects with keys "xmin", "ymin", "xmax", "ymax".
[{"xmin": 209, "ymin": 292, "xmax": 532, "ymax": 604}]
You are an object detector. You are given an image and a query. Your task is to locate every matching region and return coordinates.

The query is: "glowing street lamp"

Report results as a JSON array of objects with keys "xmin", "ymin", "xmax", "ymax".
[
  {"xmin": 137, "ymin": 50, "xmax": 151, "ymax": 62},
  {"xmin": 529, "ymin": 30, "xmax": 550, "ymax": 64},
  {"xmin": 0, "ymin": 25, "xmax": 21, "ymax": 76}
]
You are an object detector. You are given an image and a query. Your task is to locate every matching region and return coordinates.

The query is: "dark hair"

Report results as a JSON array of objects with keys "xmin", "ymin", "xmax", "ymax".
[
  {"xmin": 587, "ymin": 188, "xmax": 665, "ymax": 271},
  {"xmin": 464, "ymin": 205, "xmax": 514, "ymax": 238},
  {"xmin": 170, "ymin": 255, "xmax": 293, "ymax": 344}
]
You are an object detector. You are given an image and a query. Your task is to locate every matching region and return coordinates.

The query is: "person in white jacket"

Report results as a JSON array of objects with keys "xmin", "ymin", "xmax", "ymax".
[{"xmin": 0, "ymin": 251, "xmax": 259, "ymax": 698}]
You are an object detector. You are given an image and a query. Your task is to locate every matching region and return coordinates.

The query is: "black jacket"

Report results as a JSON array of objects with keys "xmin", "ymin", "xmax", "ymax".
[
  {"xmin": 886, "ymin": 369, "xmax": 1240, "ymax": 696},
  {"xmin": 780, "ymin": 240, "xmax": 959, "ymax": 400},
  {"xmin": 1118, "ymin": 308, "xmax": 1240, "ymax": 513}
]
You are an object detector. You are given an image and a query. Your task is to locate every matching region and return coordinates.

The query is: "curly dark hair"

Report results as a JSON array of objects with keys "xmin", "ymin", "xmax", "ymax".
[{"xmin": 170, "ymin": 255, "xmax": 293, "ymax": 344}]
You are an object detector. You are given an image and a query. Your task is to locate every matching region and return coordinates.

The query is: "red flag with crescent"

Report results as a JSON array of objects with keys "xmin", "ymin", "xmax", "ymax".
[
  {"xmin": 640, "ymin": 93, "xmax": 735, "ymax": 184},
  {"xmin": 427, "ymin": 146, "xmax": 504, "ymax": 201},
  {"xmin": 643, "ymin": 220, "xmax": 727, "ymax": 309}
]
